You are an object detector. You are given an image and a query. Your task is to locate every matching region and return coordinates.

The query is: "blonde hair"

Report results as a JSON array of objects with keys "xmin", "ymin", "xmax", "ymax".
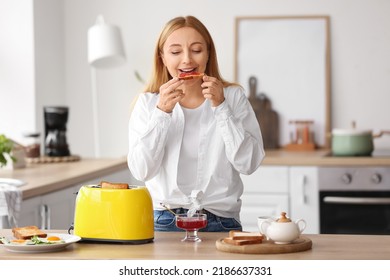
[{"xmin": 144, "ymin": 16, "xmax": 235, "ymax": 93}]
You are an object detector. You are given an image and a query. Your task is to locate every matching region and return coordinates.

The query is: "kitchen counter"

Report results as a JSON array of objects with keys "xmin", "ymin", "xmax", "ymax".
[
  {"xmin": 262, "ymin": 149, "xmax": 390, "ymax": 166},
  {"xmin": 0, "ymin": 157, "xmax": 128, "ymax": 199},
  {"xmin": 0, "ymin": 230, "xmax": 389, "ymax": 259}
]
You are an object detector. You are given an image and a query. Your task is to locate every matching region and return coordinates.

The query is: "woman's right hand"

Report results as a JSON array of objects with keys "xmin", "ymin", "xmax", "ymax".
[{"xmin": 157, "ymin": 78, "xmax": 184, "ymax": 113}]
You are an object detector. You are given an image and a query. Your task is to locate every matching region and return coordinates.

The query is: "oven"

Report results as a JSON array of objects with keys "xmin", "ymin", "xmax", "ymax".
[{"xmin": 319, "ymin": 167, "xmax": 390, "ymax": 235}]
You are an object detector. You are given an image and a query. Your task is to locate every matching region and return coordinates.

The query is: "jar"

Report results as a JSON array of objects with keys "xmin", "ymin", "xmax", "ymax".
[
  {"xmin": 288, "ymin": 120, "xmax": 314, "ymax": 144},
  {"xmin": 24, "ymin": 132, "xmax": 41, "ymax": 158}
]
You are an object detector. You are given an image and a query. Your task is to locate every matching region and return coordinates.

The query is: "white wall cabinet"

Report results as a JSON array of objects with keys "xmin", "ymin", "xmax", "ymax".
[
  {"xmin": 17, "ymin": 168, "xmax": 134, "ymax": 230},
  {"xmin": 240, "ymin": 166, "xmax": 290, "ymax": 232}
]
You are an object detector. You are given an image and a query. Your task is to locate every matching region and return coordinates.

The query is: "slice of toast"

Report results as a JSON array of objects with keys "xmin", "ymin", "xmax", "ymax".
[
  {"xmin": 229, "ymin": 230, "xmax": 264, "ymax": 240},
  {"xmin": 100, "ymin": 181, "xmax": 129, "ymax": 189},
  {"xmin": 178, "ymin": 72, "xmax": 204, "ymax": 80},
  {"xmin": 223, "ymin": 237, "xmax": 263, "ymax": 246},
  {"xmin": 12, "ymin": 226, "xmax": 47, "ymax": 240}
]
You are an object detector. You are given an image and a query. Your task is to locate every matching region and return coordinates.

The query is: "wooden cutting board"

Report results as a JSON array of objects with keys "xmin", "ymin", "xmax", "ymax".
[
  {"xmin": 26, "ymin": 155, "xmax": 81, "ymax": 164},
  {"xmin": 248, "ymin": 76, "xmax": 279, "ymax": 149},
  {"xmin": 216, "ymin": 236, "xmax": 312, "ymax": 254}
]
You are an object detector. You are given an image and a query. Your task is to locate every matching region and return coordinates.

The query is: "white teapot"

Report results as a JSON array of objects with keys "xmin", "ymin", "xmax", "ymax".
[{"xmin": 261, "ymin": 212, "xmax": 306, "ymax": 244}]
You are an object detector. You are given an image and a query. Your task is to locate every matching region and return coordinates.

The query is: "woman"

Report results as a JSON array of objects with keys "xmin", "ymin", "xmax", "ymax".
[{"xmin": 127, "ymin": 15, "xmax": 265, "ymax": 232}]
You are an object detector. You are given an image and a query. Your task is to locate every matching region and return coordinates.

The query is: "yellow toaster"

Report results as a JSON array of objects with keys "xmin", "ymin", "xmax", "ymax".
[{"xmin": 72, "ymin": 185, "xmax": 154, "ymax": 244}]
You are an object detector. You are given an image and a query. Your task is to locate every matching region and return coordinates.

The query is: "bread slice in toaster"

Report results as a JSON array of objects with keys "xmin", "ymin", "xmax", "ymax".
[{"xmin": 100, "ymin": 181, "xmax": 129, "ymax": 189}]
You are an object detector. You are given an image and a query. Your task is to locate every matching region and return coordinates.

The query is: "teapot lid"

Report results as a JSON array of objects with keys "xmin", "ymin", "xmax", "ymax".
[{"xmin": 276, "ymin": 212, "xmax": 291, "ymax": 223}]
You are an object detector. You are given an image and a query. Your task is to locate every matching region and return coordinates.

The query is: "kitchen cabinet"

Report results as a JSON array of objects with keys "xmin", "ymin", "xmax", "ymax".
[
  {"xmin": 289, "ymin": 167, "xmax": 319, "ymax": 234},
  {"xmin": 240, "ymin": 166, "xmax": 290, "ymax": 231},
  {"xmin": 240, "ymin": 166, "xmax": 320, "ymax": 233},
  {"xmin": 17, "ymin": 168, "xmax": 133, "ymax": 230},
  {"xmin": 18, "ymin": 185, "xmax": 78, "ymax": 230}
]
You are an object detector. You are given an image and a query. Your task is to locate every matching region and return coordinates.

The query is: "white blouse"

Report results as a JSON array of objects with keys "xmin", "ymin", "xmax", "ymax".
[{"xmin": 127, "ymin": 86, "xmax": 265, "ymax": 221}]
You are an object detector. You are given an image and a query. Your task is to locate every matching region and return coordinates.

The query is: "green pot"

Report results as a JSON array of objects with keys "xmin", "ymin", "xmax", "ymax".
[{"xmin": 331, "ymin": 129, "xmax": 374, "ymax": 156}]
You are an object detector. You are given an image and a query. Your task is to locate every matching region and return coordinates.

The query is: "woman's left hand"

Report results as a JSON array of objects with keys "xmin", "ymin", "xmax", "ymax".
[{"xmin": 201, "ymin": 75, "xmax": 225, "ymax": 107}]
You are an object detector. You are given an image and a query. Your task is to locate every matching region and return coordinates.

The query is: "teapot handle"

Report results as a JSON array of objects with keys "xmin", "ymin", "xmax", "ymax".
[
  {"xmin": 261, "ymin": 220, "xmax": 272, "ymax": 236},
  {"xmin": 295, "ymin": 219, "xmax": 306, "ymax": 233}
]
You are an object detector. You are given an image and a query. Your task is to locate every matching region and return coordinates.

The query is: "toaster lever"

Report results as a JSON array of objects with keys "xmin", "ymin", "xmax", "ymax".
[{"xmin": 68, "ymin": 224, "xmax": 74, "ymax": 234}]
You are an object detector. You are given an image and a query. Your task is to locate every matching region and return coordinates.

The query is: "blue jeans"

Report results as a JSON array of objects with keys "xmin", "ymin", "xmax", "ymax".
[{"xmin": 154, "ymin": 208, "xmax": 242, "ymax": 232}]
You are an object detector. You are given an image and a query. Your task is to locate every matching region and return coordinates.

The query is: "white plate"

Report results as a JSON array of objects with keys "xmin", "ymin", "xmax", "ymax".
[{"xmin": 2, "ymin": 233, "xmax": 81, "ymax": 253}]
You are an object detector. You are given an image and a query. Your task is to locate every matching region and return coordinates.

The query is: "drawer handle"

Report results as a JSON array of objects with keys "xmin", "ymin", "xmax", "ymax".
[
  {"xmin": 39, "ymin": 204, "xmax": 50, "ymax": 230},
  {"xmin": 324, "ymin": 196, "xmax": 390, "ymax": 205},
  {"xmin": 298, "ymin": 175, "xmax": 308, "ymax": 204}
]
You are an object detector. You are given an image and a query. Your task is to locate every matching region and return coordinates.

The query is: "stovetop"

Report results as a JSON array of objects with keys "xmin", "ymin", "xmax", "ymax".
[
  {"xmin": 371, "ymin": 150, "xmax": 390, "ymax": 157},
  {"xmin": 326, "ymin": 149, "xmax": 390, "ymax": 158}
]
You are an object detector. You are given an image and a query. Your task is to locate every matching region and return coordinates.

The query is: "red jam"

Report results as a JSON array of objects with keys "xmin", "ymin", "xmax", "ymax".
[
  {"xmin": 178, "ymin": 72, "xmax": 204, "ymax": 80},
  {"xmin": 176, "ymin": 218, "xmax": 207, "ymax": 230}
]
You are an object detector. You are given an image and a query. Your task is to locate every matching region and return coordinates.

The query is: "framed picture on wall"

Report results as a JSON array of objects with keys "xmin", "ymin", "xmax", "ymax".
[{"xmin": 234, "ymin": 16, "xmax": 331, "ymax": 149}]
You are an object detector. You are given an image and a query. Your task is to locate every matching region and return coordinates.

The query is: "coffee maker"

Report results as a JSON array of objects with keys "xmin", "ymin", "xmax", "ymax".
[{"xmin": 44, "ymin": 106, "xmax": 71, "ymax": 157}]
